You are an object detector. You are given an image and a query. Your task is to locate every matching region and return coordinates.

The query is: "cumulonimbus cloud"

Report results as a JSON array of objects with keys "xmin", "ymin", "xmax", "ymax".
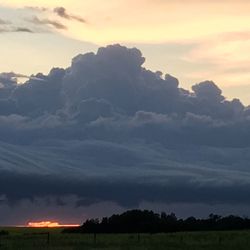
[{"xmin": 0, "ymin": 44, "xmax": 250, "ymax": 220}]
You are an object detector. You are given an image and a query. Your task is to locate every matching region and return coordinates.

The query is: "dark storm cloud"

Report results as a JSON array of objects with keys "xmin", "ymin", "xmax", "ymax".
[
  {"xmin": 29, "ymin": 16, "xmax": 67, "ymax": 30},
  {"xmin": 1, "ymin": 140, "xmax": 250, "ymax": 208},
  {"xmin": 1, "ymin": 44, "xmax": 250, "ymax": 213},
  {"xmin": 54, "ymin": 7, "xmax": 86, "ymax": 23},
  {"xmin": 9, "ymin": 68, "xmax": 65, "ymax": 117}
]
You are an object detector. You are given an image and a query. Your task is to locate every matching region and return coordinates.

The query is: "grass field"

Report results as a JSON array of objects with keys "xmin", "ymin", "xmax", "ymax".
[{"xmin": 0, "ymin": 227, "xmax": 250, "ymax": 250}]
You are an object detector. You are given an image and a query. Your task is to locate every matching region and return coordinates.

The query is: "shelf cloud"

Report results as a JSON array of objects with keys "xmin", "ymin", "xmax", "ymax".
[{"xmin": 0, "ymin": 45, "xmax": 250, "ymax": 222}]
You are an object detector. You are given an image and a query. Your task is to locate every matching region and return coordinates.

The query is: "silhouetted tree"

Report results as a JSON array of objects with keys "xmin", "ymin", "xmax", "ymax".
[{"xmin": 63, "ymin": 210, "xmax": 250, "ymax": 234}]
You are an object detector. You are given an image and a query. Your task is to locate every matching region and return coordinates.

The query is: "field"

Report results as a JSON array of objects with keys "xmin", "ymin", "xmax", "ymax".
[{"xmin": 0, "ymin": 227, "xmax": 250, "ymax": 250}]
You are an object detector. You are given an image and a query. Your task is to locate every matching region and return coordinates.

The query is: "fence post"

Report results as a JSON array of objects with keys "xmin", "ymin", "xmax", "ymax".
[
  {"xmin": 137, "ymin": 233, "xmax": 140, "ymax": 242},
  {"xmin": 47, "ymin": 232, "xmax": 50, "ymax": 246},
  {"xmin": 218, "ymin": 236, "xmax": 222, "ymax": 245}
]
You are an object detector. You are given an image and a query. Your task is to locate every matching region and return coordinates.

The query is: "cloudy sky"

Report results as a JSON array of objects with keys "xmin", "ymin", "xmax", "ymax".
[
  {"xmin": 1, "ymin": 1, "xmax": 250, "ymax": 226},
  {"xmin": 1, "ymin": 0, "xmax": 250, "ymax": 103}
]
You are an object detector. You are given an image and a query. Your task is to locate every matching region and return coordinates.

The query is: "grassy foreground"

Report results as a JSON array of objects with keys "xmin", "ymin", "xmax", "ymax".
[{"xmin": 0, "ymin": 227, "xmax": 250, "ymax": 250}]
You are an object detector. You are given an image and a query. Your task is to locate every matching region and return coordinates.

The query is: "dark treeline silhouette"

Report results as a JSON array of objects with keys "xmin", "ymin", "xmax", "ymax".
[
  {"xmin": 63, "ymin": 210, "xmax": 250, "ymax": 234},
  {"xmin": 0, "ymin": 230, "xmax": 9, "ymax": 236}
]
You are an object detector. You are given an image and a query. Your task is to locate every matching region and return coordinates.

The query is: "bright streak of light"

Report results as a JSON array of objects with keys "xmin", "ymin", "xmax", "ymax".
[{"xmin": 27, "ymin": 221, "xmax": 80, "ymax": 228}]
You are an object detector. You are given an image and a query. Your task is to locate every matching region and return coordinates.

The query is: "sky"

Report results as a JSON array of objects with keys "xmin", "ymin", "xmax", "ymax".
[
  {"xmin": 1, "ymin": 1, "xmax": 250, "ymax": 226},
  {"xmin": 1, "ymin": 0, "xmax": 250, "ymax": 103}
]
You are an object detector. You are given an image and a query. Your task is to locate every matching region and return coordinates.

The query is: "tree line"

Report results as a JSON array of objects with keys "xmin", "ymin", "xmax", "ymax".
[{"xmin": 63, "ymin": 209, "xmax": 250, "ymax": 234}]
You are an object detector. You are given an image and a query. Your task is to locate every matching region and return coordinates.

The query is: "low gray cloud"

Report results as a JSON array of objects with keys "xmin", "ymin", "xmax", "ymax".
[
  {"xmin": 0, "ymin": 27, "xmax": 34, "ymax": 34},
  {"xmin": 25, "ymin": 6, "xmax": 49, "ymax": 12},
  {"xmin": 0, "ymin": 5, "xmax": 86, "ymax": 37},
  {"xmin": 0, "ymin": 14, "xmax": 33, "ymax": 34},
  {"xmin": 0, "ymin": 44, "xmax": 250, "ymax": 222},
  {"xmin": 54, "ymin": 7, "xmax": 86, "ymax": 23},
  {"xmin": 14, "ymin": 27, "xmax": 34, "ymax": 33},
  {"xmin": 29, "ymin": 16, "xmax": 67, "ymax": 30},
  {"xmin": 25, "ymin": 6, "xmax": 86, "ymax": 23},
  {"xmin": 0, "ymin": 18, "xmax": 11, "ymax": 25}
]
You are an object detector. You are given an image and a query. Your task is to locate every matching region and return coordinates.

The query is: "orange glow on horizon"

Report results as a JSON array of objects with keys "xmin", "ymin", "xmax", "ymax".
[{"xmin": 27, "ymin": 221, "xmax": 80, "ymax": 228}]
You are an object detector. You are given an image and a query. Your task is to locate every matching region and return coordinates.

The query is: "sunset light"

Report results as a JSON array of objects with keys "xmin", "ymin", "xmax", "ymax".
[
  {"xmin": 2, "ymin": 0, "xmax": 250, "ymax": 248},
  {"xmin": 27, "ymin": 221, "xmax": 80, "ymax": 228}
]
